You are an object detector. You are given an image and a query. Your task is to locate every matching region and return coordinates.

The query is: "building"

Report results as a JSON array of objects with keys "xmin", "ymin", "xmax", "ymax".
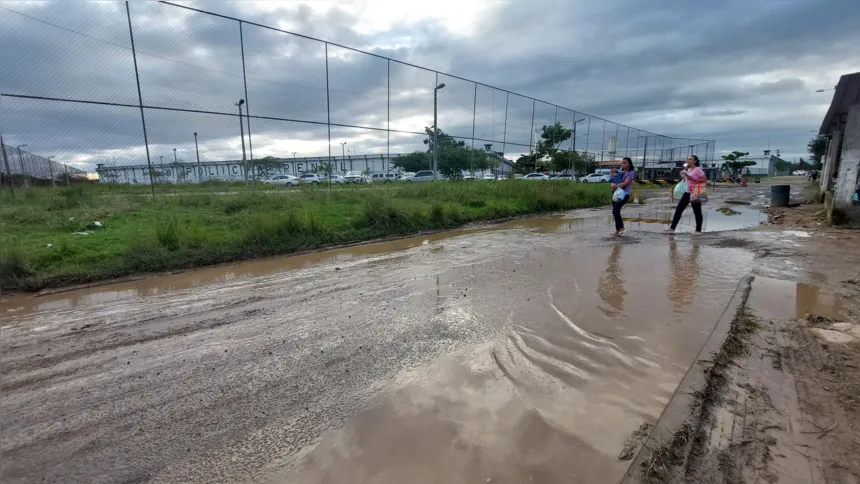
[{"xmin": 818, "ymin": 71, "xmax": 860, "ymax": 221}]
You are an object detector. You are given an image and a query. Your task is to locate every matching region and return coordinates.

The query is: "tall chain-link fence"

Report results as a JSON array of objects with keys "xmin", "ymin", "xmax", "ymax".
[{"xmin": 0, "ymin": 1, "xmax": 716, "ymax": 189}]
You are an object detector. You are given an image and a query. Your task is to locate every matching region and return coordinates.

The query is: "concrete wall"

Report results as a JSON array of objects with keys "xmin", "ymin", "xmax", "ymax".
[
  {"xmin": 820, "ymin": 131, "xmax": 841, "ymax": 198},
  {"xmin": 833, "ymin": 104, "xmax": 860, "ymax": 219}
]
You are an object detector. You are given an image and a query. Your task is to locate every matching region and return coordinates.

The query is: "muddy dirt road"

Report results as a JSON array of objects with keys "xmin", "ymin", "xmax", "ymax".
[{"xmin": 0, "ymin": 182, "xmax": 812, "ymax": 483}]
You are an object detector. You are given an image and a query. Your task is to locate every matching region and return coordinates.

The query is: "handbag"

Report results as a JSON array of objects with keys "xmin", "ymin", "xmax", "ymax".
[
  {"xmin": 612, "ymin": 187, "xmax": 627, "ymax": 202},
  {"xmin": 673, "ymin": 179, "xmax": 687, "ymax": 197},
  {"xmin": 690, "ymin": 185, "xmax": 708, "ymax": 203}
]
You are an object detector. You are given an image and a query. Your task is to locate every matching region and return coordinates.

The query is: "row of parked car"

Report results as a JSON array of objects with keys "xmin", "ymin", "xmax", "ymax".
[{"xmin": 263, "ymin": 170, "xmax": 613, "ymax": 186}]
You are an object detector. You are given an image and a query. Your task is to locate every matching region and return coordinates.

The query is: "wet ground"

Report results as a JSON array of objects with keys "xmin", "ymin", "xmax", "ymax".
[{"xmin": 0, "ymin": 182, "xmax": 820, "ymax": 483}]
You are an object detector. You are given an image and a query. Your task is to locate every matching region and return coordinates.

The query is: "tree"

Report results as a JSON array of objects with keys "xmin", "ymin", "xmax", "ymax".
[
  {"xmin": 392, "ymin": 151, "xmax": 430, "ymax": 173},
  {"xmin": 772, "ymin": 158, "xmax": 792, "ymax": 175},
  {"xmin": 536, "ymin": 122, "xmax": 573, "ymax": 161},
  {"xmin": 552, "ymin": 150, "xmax": 582, "ymax": 173},
  {"xmin": 721, "ymin": 151, "xmax": 756, "ymax": 177},
  {"xmin": 807, "ymin": 136, "xmax": 827, "ymax": 167}
]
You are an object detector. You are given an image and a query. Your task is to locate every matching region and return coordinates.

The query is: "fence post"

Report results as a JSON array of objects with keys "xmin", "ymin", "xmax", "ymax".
[
  {"xmin": 1, "ymin": 137, "xmax": 14, "ymax": 198},
  {"xmin": 501, "ymin": 91, "xmax": 508, "ymax": 159},
  {"xmin": 239, "ymin": 21, "xmax": 253, "ymax": 161},
  {"xmin": 529, "ymin": 99, "xmax": 535, "ymax": 172},
  {"xmin": 325, "ymin": 42, "xmax": 331, "ymax": 185},
  {"xmin": 125, "ymin": 1, "xmax": 155, "ymax": 198},
  {"xmin": 386, "ymin": 59, "xmax": 390, "ymax": 174},
  {"xmin": 470, "ymin": 83, "xmax": 477, "ymax": 175}
]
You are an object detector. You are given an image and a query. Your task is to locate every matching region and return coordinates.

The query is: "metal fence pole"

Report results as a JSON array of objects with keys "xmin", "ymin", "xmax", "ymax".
[
  {"xmin": 239, "ymin": 21, "xmax": 253, "ymax": 161},
  {"xmin": 386, "ymin": 59, "xmax": 390, "ymax": 174},
  {"xmin": 529, "ymin": 99, "xmax": 535, "ymax": 172},
  {"xmin": 325, "ymin": 42, "xmax": 331, "ymax": 184},
  {"xmin": 125, "ymin": 1, "xmax": 155, "ymax": 197},
  {"xmin": 1, "ymin": 138, "xmax": 13, "ymax": 198},
  {"xmin": 470, "ymin": 83, "xmax": 477, "ymax": 175}
]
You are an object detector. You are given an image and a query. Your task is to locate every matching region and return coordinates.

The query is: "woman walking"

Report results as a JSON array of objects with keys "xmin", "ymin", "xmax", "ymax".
[
  {"xmin": 667, "ymin": 154, "xmax": 707, "ymax": 235},
  {"xmin": 610, "ymin": 157, "xmax": 635, "ymax": 236}
]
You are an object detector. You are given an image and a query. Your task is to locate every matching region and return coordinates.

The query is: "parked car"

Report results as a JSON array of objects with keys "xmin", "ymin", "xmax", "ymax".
[
  {"xmin": 513, "ymin": 174, "xmax": 525, "ymax": 179},
  {"xmin": 402, "ymin": 170, "xmax": 438, "ymax": 183},
  {"xmin": 462, "ymin": 173, "xmax": 476, "ymax": 181},
  {"xmin": 344, "ymin": 171, "xmax": 371, "ymax": 184},
  {"xmin": 401, "ymin": 172, "xmax": 416, "ymax": 180},
  {"xmin": 552, "ymin": 173, "xmax": 574, "ymax": 181},
  {"xmin": 792, "ymin": 170, "xmax": 808, "ymax": 176},
  {"xmin": 482, "ymin": 173, "xmax": 497, "ymax": 181},
  {"xmin": 263, "ymin": 175, "xmax": 299, "ymax": 186},
  {"xmin": 525, "ymin": 173, "xmax": 551, "ymax": 180},
  {"xmin": 298, "ymin": 173, "xmax": 322, "ymax": 184},
  {"xmin": 579, "ymin": 173, "xmax": 611, "ymax": 183},
  {"xmin": 371, "ymin": 173, "xmax": 399, "ymax": 183},
  {"xmin": 323, "ymin": 174, "xmax": 346, "ymax": 184}
]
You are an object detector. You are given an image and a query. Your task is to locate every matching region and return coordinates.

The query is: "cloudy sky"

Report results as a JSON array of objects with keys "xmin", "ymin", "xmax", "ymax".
[{"xmin": 1, "ymin": 0, "xmax": 859, "ymax": 171}]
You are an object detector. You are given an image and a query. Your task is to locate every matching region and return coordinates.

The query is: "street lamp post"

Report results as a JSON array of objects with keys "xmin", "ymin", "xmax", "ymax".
[
  {"xmin": 47, "ymin": 156, "xmax": 56, "ymax": 188},
  {"xmin": 340, "ymin": 142, "xmax": 347, "ymax": 158},
  {"xmin": 173, "ymin": 148, "xmax": 177, "ymax": 164},
  {"xmin": 194, "ymin": 132, "xmax": 200, "ymax": 165},
  {"xmin": 235, "ymin": 99, "xmax": 247, "ymax": 182},
  {"xmin": 16, "ymin": 144, "xmax": 28, "ymax": 188},
  {"xmin": 159, "ymin": 155, "xmax": 163, "ymax": 166},
  {"xmin": 433, "ymin": 82, "xmax": 446, "ymax": 180}
]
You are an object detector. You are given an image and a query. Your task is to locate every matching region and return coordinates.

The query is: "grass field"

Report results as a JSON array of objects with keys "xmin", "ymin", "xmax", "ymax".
[{"xmin": 0, "ymin": 180, "xmax": 621, "ymax": 291}]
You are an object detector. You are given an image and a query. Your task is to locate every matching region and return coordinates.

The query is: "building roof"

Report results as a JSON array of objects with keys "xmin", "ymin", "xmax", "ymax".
[{"xmin": 819, "ymin": 72, "xmax": 860, "ymax": 136}]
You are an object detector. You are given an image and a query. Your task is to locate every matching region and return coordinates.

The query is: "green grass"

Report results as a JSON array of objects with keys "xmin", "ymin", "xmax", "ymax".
[{"xmin": 0, "ymin": 181, "xmax": 618, "ymax": 291}]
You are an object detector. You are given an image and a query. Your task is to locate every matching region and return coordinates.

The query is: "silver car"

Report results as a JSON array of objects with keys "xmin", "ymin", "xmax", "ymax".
[
  {"xmin": 402, "ymin": 170, "xmax": 438, "ymax": 183},
  {"xmin": 263, "ymin": 175, "xmax": 299, "ymax": 186}
]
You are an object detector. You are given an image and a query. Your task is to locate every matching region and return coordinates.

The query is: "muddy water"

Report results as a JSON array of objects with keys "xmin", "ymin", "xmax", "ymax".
[
  {"xmin": 2, "ymin": 211, "xmax": 758, "ymax": 484},
  {"xmin": 266, "ymin": 240, "xmax": 753, "ymax": 484},
  {"xmin": 748, "ymin": 276, "xmax": 849, "ymax": 320}
]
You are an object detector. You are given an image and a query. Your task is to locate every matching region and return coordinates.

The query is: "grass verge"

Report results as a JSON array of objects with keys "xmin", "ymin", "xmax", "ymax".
[{"xmin": 1, "ymin": 181, "xmax": 629, "ymax": 291}]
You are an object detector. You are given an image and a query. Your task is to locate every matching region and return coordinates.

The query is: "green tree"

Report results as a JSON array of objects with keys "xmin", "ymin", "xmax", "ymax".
[
  {"xmin": 772, "ymin": 158, "xmax": 792, "ymax": 175},
  {"xmin": 536, "ymin": 122, "xmax": 573, "ymax": 161},
  {"xmin": 721, "ymin": 151, "xmax": 756, "ymax": 177},
  {"xmin": 807, "ymin": 136, "xmax": 827, "ymax": 167},
  {"xmin": 392, "ymin": 151, "xmax": 430, "ymax": 173},
  {"xmin": 552, "ymin": 150, "xmax": 582, "ymax": 173}
]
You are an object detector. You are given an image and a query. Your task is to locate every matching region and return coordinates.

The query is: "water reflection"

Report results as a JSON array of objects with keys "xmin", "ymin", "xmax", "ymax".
[
  {"xmin": 667, "ymin": 241, "xmax": 701, "ymax": 313},
  {"xmin": 597, "ymin": 244, "xmax": 626, "ymax": 317}
]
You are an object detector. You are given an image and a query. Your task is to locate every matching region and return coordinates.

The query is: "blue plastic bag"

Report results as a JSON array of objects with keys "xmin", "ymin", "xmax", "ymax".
[
  {"xmin": 612, "ymin": 187, "xmax": 627, "ymax": 202},
  {"xmin": 673, "ymin": 179, "xmax": 687, "ymax": 197}
]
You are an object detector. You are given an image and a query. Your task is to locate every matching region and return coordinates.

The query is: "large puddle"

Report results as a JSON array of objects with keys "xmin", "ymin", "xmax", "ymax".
[
  {"xmin": 0, "ymin": 207, "xmax": 763, "ymax": 320},
  {"xmin": 264, "ymin": 239, "xmax": 754, "ymax": 483}
]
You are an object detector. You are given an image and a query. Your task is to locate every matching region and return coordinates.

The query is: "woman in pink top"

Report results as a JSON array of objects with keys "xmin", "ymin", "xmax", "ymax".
[{"xmin": 668, "ymin": 155, "xmax": 707, "ymax": 234}]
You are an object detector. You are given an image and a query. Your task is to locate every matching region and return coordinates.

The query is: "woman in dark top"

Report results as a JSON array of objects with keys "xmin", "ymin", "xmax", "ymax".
[{"xmin": 610, "ymin": 157, "xmax": 635, "ymax": 236}]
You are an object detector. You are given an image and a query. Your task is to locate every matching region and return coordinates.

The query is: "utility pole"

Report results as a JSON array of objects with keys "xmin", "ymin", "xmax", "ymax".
[
  {"xmin": 433, "ymin": 79, "xmax": 446, "ymax": 180},
  {"xmin": 173, "ymin": 148, "xmax": 177, "ymax": 164},
  {"xmin": 194, "ymin": 132, "xmax": 200, "ymax": 165},
  {"xmin": 236, "ymin": 99, "xmax": 247, "ymax": 182}
]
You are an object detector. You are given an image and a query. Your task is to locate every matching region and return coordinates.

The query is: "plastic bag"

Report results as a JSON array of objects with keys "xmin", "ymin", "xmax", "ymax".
[
  {"xmin": 673, "ymin": 179, "xmax": 687, "ymax": 197},
  {"xmin": 612, "ymin": 187, "xmax": 627, "ymax": 202}
]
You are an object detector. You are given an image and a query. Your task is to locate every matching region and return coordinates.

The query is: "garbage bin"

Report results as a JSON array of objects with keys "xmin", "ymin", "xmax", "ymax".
[{"xmin": 771, "ymin": 185, "xmax": 790, "ymax": 207}]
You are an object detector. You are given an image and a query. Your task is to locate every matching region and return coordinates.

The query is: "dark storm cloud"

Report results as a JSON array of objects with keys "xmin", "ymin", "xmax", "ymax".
[{"xmin": 1, "ymin": 0, "xmax": 858, "ymax": 169}]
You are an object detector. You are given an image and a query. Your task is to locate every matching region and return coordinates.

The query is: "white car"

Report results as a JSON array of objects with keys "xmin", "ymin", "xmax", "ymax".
[
  {"xmin": 403, "ymin": 170, "xmax": 438, "ymax": 183},
  {"xmin": 482, "ymin": 173, "xmax": 497, "ymax": 181},
  {"xmin": 263, "ymin": 175, "xmax": 299, "ymax": 186},
  {"xmin": 792, "ymin": 170, "xmax": 808, "ymax": 176},
  {"xmin": 298, "ymin": 173, "xmax": 322, "ymax": 184},
  {"xmin": 552, "ymin": 173, "xmax": 574, "ymax": 181},
  {"xmin": 579, "ymin": 173, "xmax": 611, "ymax": 183},
  {"xmin": 371, "ymin": 173, "xmax": 399, "ymax": 183},
  {"xmin": 344, "ymin": 171, "xmax": 371, "ymax": 184},
  {"xmin": 524, "ymin": 173, "xmax": 550, "ymax": 180},
  {"xmin": 324, "ymin": 175, "xmax": 346, "ymax": 184}
]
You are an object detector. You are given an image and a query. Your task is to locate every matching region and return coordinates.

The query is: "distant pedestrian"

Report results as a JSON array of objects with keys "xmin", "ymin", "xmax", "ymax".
[
  {"xmin": 610, "ymin": 157, "xmax": 635, "ymax": 236},
  {"xmin": 667, "ymin": 155, "xmax": 707, "ymax": 235}
]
